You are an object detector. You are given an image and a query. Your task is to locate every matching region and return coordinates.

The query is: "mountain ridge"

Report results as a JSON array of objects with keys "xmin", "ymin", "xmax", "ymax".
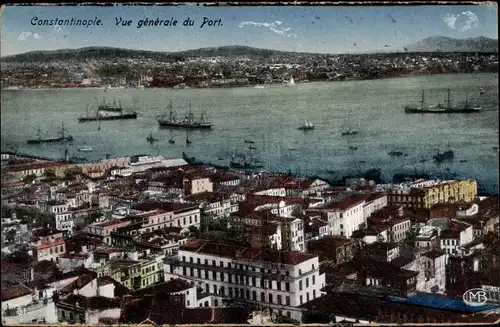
[{"xmin": 2, "ymin": 36, "xmax": 497, "ymax": 62}]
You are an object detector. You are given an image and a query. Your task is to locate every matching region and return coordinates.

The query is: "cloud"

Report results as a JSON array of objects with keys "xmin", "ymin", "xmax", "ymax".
[
  {"xmin": 18, "ymin": 31, "xmax": 43, "ymax": 41},
  {"xmin": 239, "ymin": 20, "xmax": 297, "ymax": 38},
  {"xmin": 442, "ymin": 11, "xmax": 479, "ymax": 32}
]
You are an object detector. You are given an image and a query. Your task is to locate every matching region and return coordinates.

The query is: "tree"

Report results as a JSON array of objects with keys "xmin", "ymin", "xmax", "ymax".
[
  {"xmin": 43, "ymin": 169, "xmax": 56, "ymax": 178},
  {"xmin": 188, "ymin": 226, "xmax": 200, "ymax": 238},
  {"xmin": 22, "ymin": 174, "xmax": 37, "ymax": 184},
  {"xmin": 404, "ymin": 228, "xmax": 418, "ymax": 247},
  {"xmin": 5, "ymin": 229, "xmax": 16, "ymax": 242}
]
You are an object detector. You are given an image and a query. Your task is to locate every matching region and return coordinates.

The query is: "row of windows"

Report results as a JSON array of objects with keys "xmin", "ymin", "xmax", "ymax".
[{"xmin": 205, "ymin": 282, "xmax": 317, "ymax": 306}]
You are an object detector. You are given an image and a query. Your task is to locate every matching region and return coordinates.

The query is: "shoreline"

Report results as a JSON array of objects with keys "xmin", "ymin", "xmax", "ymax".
[
  {"xmin": 2, "ymin": 150, "xmax": 498, "ymax": 196},
  {"xmin": 1, "ymin": 71, "xmax": 496, "ymax": 91}
]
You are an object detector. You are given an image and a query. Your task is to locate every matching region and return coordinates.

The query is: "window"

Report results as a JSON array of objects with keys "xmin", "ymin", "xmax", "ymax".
[
  {"xmin": 299, "ymin": 295, "xmax": 303, "ymax": 305},
  {"xmin": 278, "ymin": 295, "xmax": 282, "ymax": 305},
  {"xmin": 313, "ymin": 289, "xmax": 316, "ymax": 298},
  {"xmin": 197, "ymin": 258, "xmax": 201, "ymax": 264},
  {"xmin": 268, "ymin": 294, "xmax": 273, "ymax": 304},
  {"xmin": 261, "ymin": 292, "xmax": 265, "ymax": 302},
  {"xmin": 312, "ymin": 275, "xmax": 316, "ymax": 285},
  {"xmin": 306, "ymin": 278, "xmax": 309, "ymax": 288},
  {"xmin": 252, "ymin": 290, "xmax": 257, "ymax": 300},
  {"xmin": 299, "ymin": 280, "xmax": 303, "ymax": 291},
  {"xmin": 285, "ymin": 282, "xmax": 290, "ymax": 291}
]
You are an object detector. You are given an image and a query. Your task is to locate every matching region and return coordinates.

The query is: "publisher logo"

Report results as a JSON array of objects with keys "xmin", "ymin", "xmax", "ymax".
[{"xmin": 463, "ymin": 288, "xmax": 489, "ymax": 306}]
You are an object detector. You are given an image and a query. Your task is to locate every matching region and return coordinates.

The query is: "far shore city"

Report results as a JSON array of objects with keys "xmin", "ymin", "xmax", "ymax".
[{"xmin": 1, "ymin": 3, "xmax": 499, "ymax": 326}]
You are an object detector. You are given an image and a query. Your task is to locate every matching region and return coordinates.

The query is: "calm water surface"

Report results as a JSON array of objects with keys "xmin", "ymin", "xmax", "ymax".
[{"xmin": 1, "ymin": 73, "xmax": 498, "ymax": 193}]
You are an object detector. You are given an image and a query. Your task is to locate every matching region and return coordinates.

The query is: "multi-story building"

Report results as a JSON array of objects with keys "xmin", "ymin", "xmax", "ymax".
[
  {"xmin": 164, "ymin": 239, "xmax": 326, "ymax": 321},
  {"xmin": 439, "ymin": 220, "xmax": 474, "ymax": 260},
  {"xmin": 380, "ymin": 179, "xmax": 477, "ymax": 209},
  {"xmin": 318, "ymin": 196, "xmax": 366, "ymax": 238},
  {"xmin": 31, "ymin": 230, "xmax": 67, "ymax": 263}
]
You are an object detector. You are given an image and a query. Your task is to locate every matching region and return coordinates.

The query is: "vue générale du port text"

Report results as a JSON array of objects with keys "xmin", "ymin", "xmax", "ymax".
[{"xmin": 30, "ymin": 16, "xmax": 223, "ymax": 28}]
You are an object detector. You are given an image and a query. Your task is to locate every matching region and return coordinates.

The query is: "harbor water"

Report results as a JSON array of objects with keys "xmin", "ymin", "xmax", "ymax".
[{"xmin": 1, "ymin": 73, "xmax": 498, "ymax": 193}]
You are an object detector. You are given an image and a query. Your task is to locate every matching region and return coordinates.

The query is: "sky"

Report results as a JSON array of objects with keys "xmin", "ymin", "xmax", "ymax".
[{"xmin": 0, "ymin": 4, "xmax": 498, "ymax": 56}]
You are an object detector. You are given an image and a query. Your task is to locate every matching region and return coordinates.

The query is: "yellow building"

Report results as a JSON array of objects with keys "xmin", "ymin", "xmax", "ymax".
[
  {"xmin": 109, "ymin": 257, "xmax": 163, "ymax": 290},
  {"xmin": 388, "ymin": 180, "xmax": 477, "ymax": 209}
]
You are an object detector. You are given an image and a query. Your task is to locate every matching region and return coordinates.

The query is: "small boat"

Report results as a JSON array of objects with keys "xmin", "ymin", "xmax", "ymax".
[
  {"xmin": 388, "ymin": 151, "xmax": 404, "ymax": 157},
  {"xmin": 249, "ymin": 146, "xmax": 257, "ymax": 150},
  {"xmin": 147, "ymin": 132, "xmax": 158, "ymax": 143},
  {"xmin": 460, "ymin": 159, "xmax": 468, "ymax": 163},
  {"xmin": 480, "ymin": 88, "xmax": 485, "ymax": 95},
  {"xmin": 288, "ymin": 147, "xmax": 296, "ymax": 151},
  {"xmin": 169, "ymin": 138, "xmax": 175, "ymax": 144},
  {"xmin": 244, "ymin": 140, "xmax": 255, "ymax": 144},
  {"xmin": 298, "ymin": 121, "xmax": 315, "ymax": 131},
  {"xmin": 217, "ymin": 157, "xmax": 224, "ymax": 160},
  {"xmin": 433, "ymin": 149, "xmax": 454, "ymax": 163},
  {"xmin": 254, "ymin": 85, "xmax": 266, "ymax": 89},
  {"xmin": 348, "ymin": 146, "xmax": 358, "ymax": 150},
  {"xmin": 78, "ymin": 146, "xmax": 93, "ymax": 152},
  {"xmin": 359, "ymin": 160, "xmax": 366, "ymax": 164},
  {"xmin": 493, "ymin": 146, "xmax": 499, "ymax": 151},
  {"xmin": 341, "ymin": 129, "xmax": 358, "ymax": 136}
]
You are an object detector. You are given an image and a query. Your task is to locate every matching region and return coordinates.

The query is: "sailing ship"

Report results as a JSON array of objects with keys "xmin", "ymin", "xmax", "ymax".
[
  {"xmin": 78, "ymin": 105, "xmax": 137, "ymax": 122},
  {"xmin": 146, "ymin": 132, "xmax": 158, "ymax": 143},
  {"xmin": 405, "ymin": 89, "xmax": 482, "ymax": 114},
  {"xmin": 298, "ymin": 121, "xmax": 315, "ymax": 131},
  {"xmin": 96, "ymin": 97, "xmax": 123, "ymax": 112},
  {"xmin": 158, "ymin": 100, "xmax": 212, "ymax": 129},
  {"xmin": 27, "ymin": 123, "xmax": 73, "ymax": 144}
]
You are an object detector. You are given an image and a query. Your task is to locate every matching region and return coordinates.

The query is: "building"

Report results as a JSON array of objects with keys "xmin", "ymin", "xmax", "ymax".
[
  {"xmin": 439, "ymin": 220, "xmax": 474, "ymax": 258},
  {"xmin": 164, "ymin": 239, "xmax": 326, "ymax": 321},
  {"xmin": 381, "ymin": 180, "xmax": 477, "ymax": 209},
  {"xmin": 318, "ymin": 196, "xmax": 366, "ymax": 238}
]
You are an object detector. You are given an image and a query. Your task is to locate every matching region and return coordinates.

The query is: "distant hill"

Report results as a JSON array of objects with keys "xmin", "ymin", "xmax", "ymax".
[
  {"xmin": 1, "ymin": 36, "xmax": 497, "ymax": 63},
  {"xmin": 1, "ymin": 45, "xmax": 309, "ymax": 63},
  {"xmin": 405, "ymin": 36, "xmax": 498, "ymax": 53}
]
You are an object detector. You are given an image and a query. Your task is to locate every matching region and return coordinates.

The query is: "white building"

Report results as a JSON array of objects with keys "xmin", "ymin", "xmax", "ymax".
[
  {"xmin": 164, "ymin": 239, "xmax": 326, "ymax": 321},
  {"xmin": 439, "ymin": 220, "xmax": 474, "ymax": 260},
  {"xmin": 320, "ymin": 196, "xmax": 366, "ymax": 238},
  {"xmin": 362, "ymin": 193, "xmax": 388, "ymax": 219},
  {"xmin": 421, "ymin": 250, "xmax": 447, "ymax": 294}
]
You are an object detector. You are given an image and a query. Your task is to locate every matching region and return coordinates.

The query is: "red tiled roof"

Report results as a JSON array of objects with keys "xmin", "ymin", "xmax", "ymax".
[
  {"xmin": 322, "ymin": 194, "xmax": 366, "ymax": 211},
  {"xmin": 1, "ymin": 284, "xmax": 32, "ymax": 301},
  {"xmin": 94, "ymin": 219, "xmax": 130, "ymax": 228},
  {"xmin": 36, "ymin": 240, "xmax": 65, "ymax": 250},
  {"xmin": 180, "ymin": 239, "xmax": 315, "ymax": 265}
]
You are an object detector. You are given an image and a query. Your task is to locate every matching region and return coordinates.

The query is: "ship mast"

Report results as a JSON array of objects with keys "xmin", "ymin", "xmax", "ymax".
[
  {"xmin": 61, "ymin": 122, "xmax": 65, "ymax": 138},
  {"xmin": 169, "ymin": 100, "xmax": 173, "ymax": 121},
  {"xmin": 447, "ymin": 88, "xmax": 451, "ymax": 110},
  {"xmin": 420, "ymin": 90, "xmax": 425, "ymax": 110}
]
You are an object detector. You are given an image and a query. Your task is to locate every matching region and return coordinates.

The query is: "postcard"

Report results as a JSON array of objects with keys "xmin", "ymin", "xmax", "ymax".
[{"xmin": 0, "ymin": 2, "xmax": 499, "ymax": 326}]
